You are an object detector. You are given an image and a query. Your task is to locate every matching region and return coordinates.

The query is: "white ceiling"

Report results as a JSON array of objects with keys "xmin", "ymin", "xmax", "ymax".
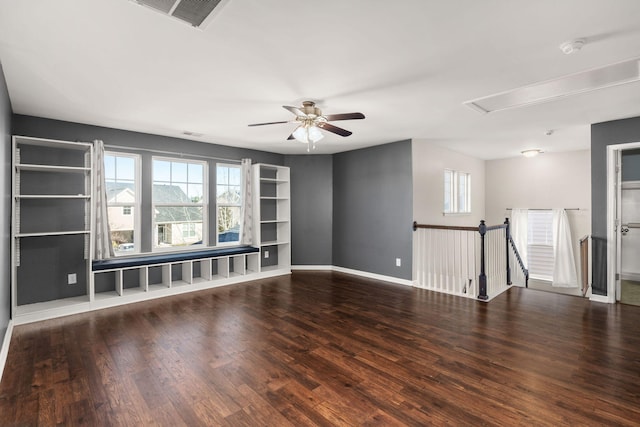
[{"xmin": 1, "ymin": 0, "xmax": 640, "ymax": 159}]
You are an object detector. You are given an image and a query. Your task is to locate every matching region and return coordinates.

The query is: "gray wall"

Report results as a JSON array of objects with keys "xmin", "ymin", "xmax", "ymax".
[
  {"xmin": 12, "ymin": 115, "xmax": 284, "ymax": 303},
  {"xmin": 622, "ymin": 148, "xmax": 640, "ymax": 182},
  {"xmin": 591, "ymin": 116, "xmax": 640, "ymax": 295},
  {"xmin": 284, "ymin": 154, "xmax": 333, "ymax": 265},
  {"xmin": 332, "ymin": 140, "xmax": 413, "ymax": 280},
  {"xmin": 0, "ymin": 62, "xmax": 11, "ymax": 345}
]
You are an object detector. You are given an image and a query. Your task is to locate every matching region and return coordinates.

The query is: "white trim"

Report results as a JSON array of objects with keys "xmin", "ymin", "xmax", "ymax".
[
  {"xmin": 607, "ymin": 141, "xmax": 640, "ymax": 303},
  {"xmin": 291, "ymin": 265, "xmax": 333, "ymax": 271},
  {"xmin": 0, "ymin": 320, "xmax": 14, "ymax": 383},
  {"xmin": 331, "ymin": 266, "xmax": 414, "ymax": 287},
  {"xmin": 621, "ymin": 272, "xmax": 640, "ymax": 281},
  {"xmin": 292, "ymin": 265, "xmax": 414, "ymax": 286},
  {"xmin": 590, "ymin": 293, "xmax": 614, "ymax": 304}
]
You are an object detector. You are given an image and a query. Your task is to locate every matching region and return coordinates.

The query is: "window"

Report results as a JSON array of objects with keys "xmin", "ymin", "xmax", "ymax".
[
  {"xmin": 152, "ymin": 158, "xmax": 206, "ymax": 249},
  {"xmin": 527, "ymin": 210, "xmax": 554, "ymax": 281},
  {"xmin": 216, "ymin": 164, "xmax": 242, "ymax": 245},
  {"xmin": 444, "ymin": 169, "xmax": 471, "ymax": 214},
  {"xmin": 105, "ymin": 153, "xmax": 140, "ymax": 254}
]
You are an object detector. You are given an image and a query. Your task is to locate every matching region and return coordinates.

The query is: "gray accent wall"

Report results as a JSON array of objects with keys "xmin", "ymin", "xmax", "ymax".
[
  {"xmin": 591, "ymin": 116, "xmax": 640, "ymax": 295},
  {"xmin": 284, "ymin": 154, "xmax": 333, "ymax": 265},
  {"xmin": 332, "ymin": 140, "xmax": 413, "ymax": 280},
  {"xmin": 0, "ymin": 62, "xmax": 11, "ymax": 345}
]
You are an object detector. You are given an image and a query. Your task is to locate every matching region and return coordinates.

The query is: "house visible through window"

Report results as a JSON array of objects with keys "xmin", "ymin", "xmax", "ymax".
[
  {"xmin": 217, "ymin": 164, "xmax": 242, "ymax": 245},
  {"xmin": 444, "ymin": 169, "xmax": 471, "ymax": 214},
  {"xmin": 105, "ymin": 153, "xmax": 139, "ymax": 254},
  {"xmin": 527, "ymin": 210, "xmax": 554, "ymax": 281},
  {"xmin": 152, "ymin": 158, "xmax": 206, "ymax": 249}
]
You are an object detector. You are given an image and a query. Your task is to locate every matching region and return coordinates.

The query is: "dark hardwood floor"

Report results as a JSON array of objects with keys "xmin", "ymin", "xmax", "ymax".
[{"xmin": 1, "ymin": 271, "xmax": 640, "ymax": 426}]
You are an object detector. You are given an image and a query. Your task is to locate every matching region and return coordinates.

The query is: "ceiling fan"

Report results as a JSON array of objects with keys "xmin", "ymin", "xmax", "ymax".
[{"xmin": 248, "ymin": 101, "xmax": 365, "ymax": 151}]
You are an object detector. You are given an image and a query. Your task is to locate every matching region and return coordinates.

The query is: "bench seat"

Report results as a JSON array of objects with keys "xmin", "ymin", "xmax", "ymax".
[{"xmin": 92, "ymin": 246, "xmax": 259, "ymax": 271}]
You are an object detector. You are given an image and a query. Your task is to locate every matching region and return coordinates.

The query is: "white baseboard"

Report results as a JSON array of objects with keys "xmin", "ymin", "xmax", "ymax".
[
  {"xmin": 291, "ymin": 265, "xmax": 334, "ymax": 271},
  {"xmin": 621, "ymin": 272, "xmax": 640, "ymax": 282},
  {"xmin": 0, "ymin": 320, "xmax": 14, "ymax": 384},
  {"xmin": 331, "ymin": 266, "xmax": 414, "ymax": 287},
  {"xmin": 292, "ymin": 264, "xmax": 414, "ymax": 287},
  {"xmin": 590, "ymin": 293, "xmax": 615, "ymax": 304}
]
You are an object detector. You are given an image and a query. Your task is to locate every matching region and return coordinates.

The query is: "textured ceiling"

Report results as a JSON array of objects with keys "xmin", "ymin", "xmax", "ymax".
[{"xmin": 1, "ymin": 0, "xmax": 640, "ymax": 158}]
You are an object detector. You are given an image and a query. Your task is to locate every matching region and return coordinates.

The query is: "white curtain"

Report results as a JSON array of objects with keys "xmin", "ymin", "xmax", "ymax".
[
  {"xmin": 240, "ymin": 158, "xmax": 253, "ymax": 245},
  {"xmin": 510, "ymin": 208, "xmax": 528, "ymax": 268},
  {"xmin": 93, "ymin": 140, "xmax": 114, "ymax": 260},
  {"xmin": 552, "ymin": 208, "xmax": 578, "ymax": 287}
]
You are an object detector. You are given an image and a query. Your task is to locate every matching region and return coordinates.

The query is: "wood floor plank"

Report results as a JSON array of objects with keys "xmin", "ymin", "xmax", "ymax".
[{"xmin": 2, "ymin": 271, "xmax": 640, "ymax": 425}]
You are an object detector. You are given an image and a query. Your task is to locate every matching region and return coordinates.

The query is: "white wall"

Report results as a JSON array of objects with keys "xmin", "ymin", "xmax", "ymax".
[
  {"xmin": 412, "ymin": 139, "xmax": 485, "ymax": 226},
  {"xmin": 485, "ymin": 150, "xmax": 591, "ymax": 296}
]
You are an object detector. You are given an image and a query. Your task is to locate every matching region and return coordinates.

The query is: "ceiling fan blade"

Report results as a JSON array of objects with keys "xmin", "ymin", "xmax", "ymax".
[
  {"xmin": 283, "ymin": 105, "xmax": 307, "ymax": 117},
  {"xmin": 323, "ymin": 112, "xmax": 365, "ymax": 121},
  {"xmin": 248, "ymin": 120, "xmax": 292, "ymax": 127},
  {"xmin": 287, "ymin": 126, "xmax": 301, "ymax": 140},
  {"xmin": 318, "ymin": 122, "xmax": 352, "ymax": 137}
]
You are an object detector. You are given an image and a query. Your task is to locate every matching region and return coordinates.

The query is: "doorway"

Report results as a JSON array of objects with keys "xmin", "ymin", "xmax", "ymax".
[{"xmin": 607, "ymin": 143, "xmax": 640, "ymax": 305}]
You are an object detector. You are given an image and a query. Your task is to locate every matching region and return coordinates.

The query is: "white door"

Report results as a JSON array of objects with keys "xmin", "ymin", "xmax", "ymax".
[{"xmin": 621, "ymin": 183, "xmax": 640, "ymax": 278}]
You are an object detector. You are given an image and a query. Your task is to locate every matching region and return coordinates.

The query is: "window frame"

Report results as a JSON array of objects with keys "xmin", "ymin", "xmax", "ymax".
[
  {"xmin": 216, "ymin": 163, "xmax": 243, "ymax": 247},
  {"xmin": 527, "ymin": 210, "xmax": 554, "ymax": 282},
  {"xmin": 151, "ymin": 156, "xmax": 208, "ymax": 252},
  {"xmin": 105, "ymin": 151, "xmax": 141, "ymax": 256},
  {"xmin": 444, "ymin": 169, "xmax": 471, "ymax": 215}
]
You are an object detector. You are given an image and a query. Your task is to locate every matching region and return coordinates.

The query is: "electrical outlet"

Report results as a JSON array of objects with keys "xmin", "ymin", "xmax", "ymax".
[
  {"xmin": 264, "ymin": 250, "xmax": 269, "ymax": 259},
  {"xmin": 68, "ymin": 273, "xmax": 77, "ymax": 285},
  {"xmin": 396, "ymin": 258, "xmax": 401, "ymax": 267}
]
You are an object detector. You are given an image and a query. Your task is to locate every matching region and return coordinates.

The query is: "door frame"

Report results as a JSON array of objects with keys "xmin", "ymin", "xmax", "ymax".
[{"xmin": 606, "ymin": 141, "xmax": 640, "ymax": 303}]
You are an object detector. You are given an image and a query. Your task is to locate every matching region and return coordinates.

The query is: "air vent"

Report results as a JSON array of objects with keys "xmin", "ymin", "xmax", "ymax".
[
  {"xmin": 464, "ymin": 57, "xmax": 640, "ymax": 113},
  {"xmin": 133, "ymin": 0, "xmax": 227, "ymax": 28}
]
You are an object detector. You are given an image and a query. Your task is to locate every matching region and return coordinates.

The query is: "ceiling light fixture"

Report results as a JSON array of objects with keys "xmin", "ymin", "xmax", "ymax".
[
  {"xmin": 521, "ymin": 149, "xmax": 543, "ymax": 158},
  {"xmin": 559, "ymin": 39, "xmax": 586, "ymax": 55},
  {"xmin": 463, "ymin": 57, "xmax": 640, "ymax": 113},
  {"xmin": 292, "ymin": 122, "xmax": 324, "ymax": 151}
]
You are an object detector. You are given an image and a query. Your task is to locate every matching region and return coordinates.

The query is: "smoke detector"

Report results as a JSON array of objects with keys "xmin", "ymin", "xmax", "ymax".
[{"xmin": 560, "ymin": 39, "xmax": 586, "ymax": 55}]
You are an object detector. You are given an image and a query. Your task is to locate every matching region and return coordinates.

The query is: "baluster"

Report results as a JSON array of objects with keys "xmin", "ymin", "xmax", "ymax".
[{"xmin": 478, "ymin": 220, "xmax": 488, "ymax": 300}]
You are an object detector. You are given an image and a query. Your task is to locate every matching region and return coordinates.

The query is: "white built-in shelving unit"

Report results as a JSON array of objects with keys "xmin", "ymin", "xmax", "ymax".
[
  {"xmin": 10, "ymin": 145, "xmax": 292, "ymax": 324},
  {"xmin": 11, "ymin": 136, "xmax": 94, "ymax": 320},
  {"xmin": 252, "ymin": 164, "xmax": 291, "ymax": 274}
]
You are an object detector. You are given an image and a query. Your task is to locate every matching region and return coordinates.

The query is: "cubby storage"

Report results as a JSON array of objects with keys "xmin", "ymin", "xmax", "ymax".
[
  {"xmin": 11, "ymin": 136, "xmax": 93, "ymax": 318},
  {"xmin": 252, "ymin": 164, "xmax": 291, "ymax": 273}
]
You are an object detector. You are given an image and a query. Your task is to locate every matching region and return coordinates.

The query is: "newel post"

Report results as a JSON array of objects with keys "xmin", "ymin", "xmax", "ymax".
[
  {"xmin": 478, "ymin": 220, "xmax": 488, "ymax": 300},
  {"xmin": 505, "ymin": 218, "xmax": 512, "ymax": 286}
]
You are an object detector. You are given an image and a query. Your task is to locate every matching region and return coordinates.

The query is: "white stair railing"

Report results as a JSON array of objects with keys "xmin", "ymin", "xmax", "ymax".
[{"xmin": 414, "ymin": 219, "xmax": 528, "ymax": 301}]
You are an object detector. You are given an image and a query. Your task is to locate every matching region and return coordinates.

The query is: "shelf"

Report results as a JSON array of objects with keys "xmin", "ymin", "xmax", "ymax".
[
  {"xmin": 16, "ymin": 230, "xmax": 91, "ymax": 238},
  {"xmin": 260, "ymin": 178, "xmax": 288, "ymax": 183},
  {"xmin": 16, "ymin": 194, "xmax": 91, "ymax": 199},
  {"xmin": 16, "ymin": 164, "xmax": 91, "ymax": 173},
  {"xmin": 260, "ymin": 240, "xmax": 290, "ymax": 246},
  {"xmin": 15, "ymin": 136, "xmax": 93, "ymax": 150}
]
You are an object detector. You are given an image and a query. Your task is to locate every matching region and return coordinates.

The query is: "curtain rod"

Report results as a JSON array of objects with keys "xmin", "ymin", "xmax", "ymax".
[
  {"xmin": 506, "ymin": 208, "xmax": 581, "ymax": 211},
  {"xmin": 104, "ymin": 143, "xmax": 242, "ymax": 164}
]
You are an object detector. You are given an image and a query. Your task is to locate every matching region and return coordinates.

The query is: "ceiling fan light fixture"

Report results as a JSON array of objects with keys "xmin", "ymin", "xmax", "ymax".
[{"xmin": 293, "ymin": 125, "xmax": 324, "ymax": 144}]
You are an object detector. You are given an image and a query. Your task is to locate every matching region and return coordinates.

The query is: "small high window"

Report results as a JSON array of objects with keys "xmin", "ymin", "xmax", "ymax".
[{"xmin": 444, "ymin": 169, "xmax": 471, "ymax": 214}]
